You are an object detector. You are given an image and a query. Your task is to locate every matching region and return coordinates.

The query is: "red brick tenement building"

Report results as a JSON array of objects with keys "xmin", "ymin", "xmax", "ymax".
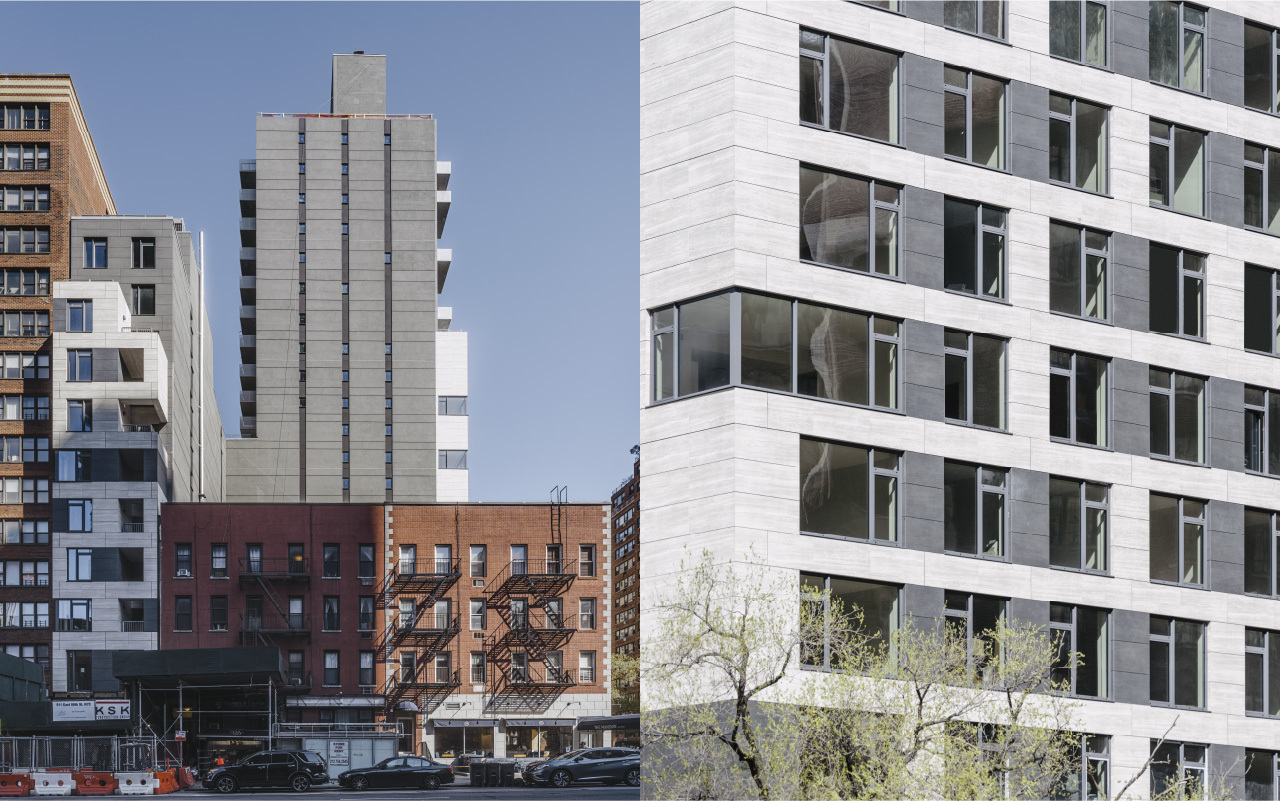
[
  {"xmin": 159, "ymin": 501, "xmax": 611, "ymax": 760},
  {"xmin": 0, "ymin": 76, "xmax": 114, "ymax": 683},
  {"xmin": 609, "ymin": 454, "xmax": 638, "ymax": 714}
]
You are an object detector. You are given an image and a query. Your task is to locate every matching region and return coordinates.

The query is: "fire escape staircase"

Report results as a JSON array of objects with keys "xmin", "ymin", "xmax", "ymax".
[
  {"xmin": 381, "ymin": 658, "xmax": 461, "ymax": 717},
  {"xmin": 379, "ymin": 559, "xmax": 462, "ymax": 717},
  {"xmin": 484, "ymin": 559, "xmax": 576, "ymax": 611},
  {"xmin": 238, "ymin": 557, "xmax": 311, "ymax": 645},
  {"xmin": 376, "ymin": 605, "xmax": 460, "ymax": 663}
]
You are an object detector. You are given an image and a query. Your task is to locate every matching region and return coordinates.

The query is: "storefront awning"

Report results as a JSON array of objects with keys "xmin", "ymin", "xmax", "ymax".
[
  {"xmin": 504, "ymin": 718, "xmax": 576, "ymax": 727},
  {"xmin": 286, "ymin": 695, "xmax": 384, "ymax": 708},
  {"xmin": 575, "ymin": 714, "xmax": 640, "ymax": 731},
  {"xmin": 431, "ymin": 718, "xmax": 493, "ymax": 728}
]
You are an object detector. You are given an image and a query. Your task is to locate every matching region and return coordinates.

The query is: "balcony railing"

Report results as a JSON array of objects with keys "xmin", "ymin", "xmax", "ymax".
[
  {"xmin": 120, "ymin": 620, "xmax": 148, "ymax": 632},
  {"xmin": 239, "ymin": 557, "xmax": 310, "ymax": 578},
  {"xmin": 120, "ymin": 523, "xmax": 144, "ymax": 533},
  {"xmin": 397, "ymin": 559, "xmax": 459, "ymax": 577},
  {"xmin": 579, "ymin": 668, "xmax": 595, "ymax": 683},
  {"xmin": 55, "ymin": 619, "xmax": 91, "ymax": 632},
  {"xmin": 510, "ymin": 559, "xmax": 568, "ymax": 577},
  {"xmin": 242, "ymin": 612, "xmax": 308, "ymax": 633}
]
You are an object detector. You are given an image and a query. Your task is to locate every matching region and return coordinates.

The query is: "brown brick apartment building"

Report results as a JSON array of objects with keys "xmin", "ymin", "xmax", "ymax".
[
  {"xmin": 160, "ymin": 501, "xmax": 612, "ymax": 761},
  {"xmin": 0, "ymin": 76, "xmax": 114, "ymax": 683},
  {"xmin": 610, "ymin": 454, "xmax": 638, "ymax": 714}
]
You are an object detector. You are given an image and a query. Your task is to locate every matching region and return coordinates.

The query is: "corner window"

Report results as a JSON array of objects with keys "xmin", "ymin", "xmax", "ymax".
[
  {"xmin": 1149, "ymin": 120, "xmax": 1205, "ymax": 216},
  {"xmin": 1149, "ymin": 2, "xmax": 1206, "ymax": 92},
  {"xmin": 1246, "ymin": 265, "xmax": 1280, "ymax": 353},
  {"xmin": 1245, "ymin": 144, "xmax": 1280, "ymax": 234},
  {"xmin": 1247, "ymin": 22, "xmax": 1280, "ymax": 113},
  {"xmin": 1245, "ymin": 508, "xmax": 1280, "ymax": 596},
  {"xmin": 1148, "ymin": 244, "xmax": 1204, "ymax": 338},
  {"xmin": 1149, "ymin": 494, "xmax": 1205, "ymax": 586},
  {"xmin": 943, "ymin": 591, "xmax": 1004, "ymax": 680},
  {"xmin": 799, "ymin": 30, "xmax": 899, "ymax": 143},
  {"xmin": 1049, "ymin": 94, "xmax": 1109, "ymax": 193},
  {"xmin": 1247, "ymin": 628, "xmax": 1280, "ymax": 716},
  {"xmin": 1049, "ymin": 478, "xmax": 1109, "ymax": 573},
  {"xmin": 800, "ymin": 574, "xmax": 898, "ymax": 669},
  {"xmin": 1049, "ymin": 604, "xmax": 1109, "ymax": 698},
  {"xmin": 1049, "ymin": 349, "xmax": 1109, "ymax": 447},
  {"xmin": 1150, "ymin": 741, "xmax": 1206, "ymax": 796},
  {"xmin": 1050, "ymin": 0, "xmax": 1108, "ymax": 67},
  {"xmin": 799, "ymin": 165, "xmax": 900, "ymax": 276},
  {"xmin": 438, "ymin": 396, "xmax": 468, "ymax": 415},
  {"xmin": 943, "ymin": 460, "xmax": 1006, "ymax": 558},
  {"xmin": 799, "ymin": 437, "xmax": 900, "ymax": 543},
  {"xmin": 944, "ymin": 67, "xmax": 1006, "ymax": 169},
  {"xmin": 439, "ymin": 450, "xmax": 468, "ymax": 469},
  {"xmin": 1149, "ymin": 368, "xmax": 1204, "ymax": 463},
  {"xmin": 944, "ymin": 198, "xmax": 1006, "ymax": 299},
  {"xmin": 943, "ymin": 0, "xmax": 1005, "ymax": 39},
  {"xmin": 1246, "ymin": 387, "xmax": 1280, "ymax": 475},
  {"xmin": 1049, "ymin": 222, "xmax": 1109, "ymax": 320},
  {"xmin": 1149, "ymin": 618, "xmax": 1205, "ymax": 708},
  {"xmin": 943, "ymin": 329, "xmax": 1006, "ymax": 430}
]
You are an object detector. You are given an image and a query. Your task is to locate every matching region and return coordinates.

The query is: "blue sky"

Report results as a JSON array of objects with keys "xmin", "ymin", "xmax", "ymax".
[{"xmin": 7, "ymin": 2, "xmax": 639, "ymax": 502}]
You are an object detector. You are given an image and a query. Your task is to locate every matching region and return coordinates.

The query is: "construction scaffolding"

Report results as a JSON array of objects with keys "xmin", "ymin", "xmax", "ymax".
[{"xmin": 0, "ymin": 736, "xmax": 167, "ymax": 772}]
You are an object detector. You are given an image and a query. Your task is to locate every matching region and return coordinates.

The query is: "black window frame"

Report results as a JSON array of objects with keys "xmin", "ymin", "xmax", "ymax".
[
  {"xmin": 1247, "ymin": 627, "xmax": 1280, "ymax": 717},
  {"xmin": 1149, "ymin": 2, "xmax": 1207, "ymax": 93},
  {"xmin": 942, "ymin": 0, "xmax": 1006, "ymax": 40},
  {"xmin": 943, "ymin": 460, "xmax": 1008, "ymax": 560},
  {"xmin": 1050, "ymin": 0, "xmax": 1110, "ymax": 68},
  {"xmin": 943, "ymin": 66, "xmax": 1008, "ymax": 171},
  {"xmin": 1049, "ymin": 348, "xmax": 1110, "ymax": 448},
  {"xmin": 1048, "ymin": 603, "xmax": 1110, "ymax": 700},
  {"xmin": 1148, "ymin": 617, "xmax": 1206, "ymax": 709},
  {"xmin": 173, "ymin": 597, "xmax": 192, "ymax": 632},
  {"xmin": 1048, "ymin": 476, "xmax": 1110, "ymax": 574},
  {"xmin": 799, "ymin": 163, "xmax": 902, "ymax": 278},
  {"xmin": 798, "ymin": 28, "xmax": 902, "ymax": 144},
  {"xmin": 943, "ymin": 328, "xmax": 1007, "ymax": 431},
  {"xmin": 131, "ymin": 238, "xmax": 155, "ymax": 270},
  {"xmin": 1048, "ymin": 93, "xmax": 1110, "ymax": 195},
  {"xmin": 944, "ymin": 196, "xmax": 1008, "ymax": 301},
  {"xmin": 799, "ymin": 436, "xmax": 902, "ymax": 545},
  {"xmin": 1149, "ymin": 120, "xmax": 1206, "ymax": 217},
  {"xmin": 1149, "ymin": 367, "xmax": 1206, "ymax": 464}
]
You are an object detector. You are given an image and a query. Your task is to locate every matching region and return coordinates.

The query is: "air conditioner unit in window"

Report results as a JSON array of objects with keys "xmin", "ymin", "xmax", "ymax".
[
  {"xmin": 360, "ymin": 631, "xmax": 372, "ymax": 640},
  {"xmin": 360, "ymin": 686, "xmax": 373, "ymax": 695},
  {"xmin": 360, "ymin": 577, "xmax": 373, "ymax": 586},
  {"xmin": 290, "ymin": 677, "xmax": 303, "ymax": 686},
  {"xmin": 176, "ymin": 569, "xmax": 191, "ymax": 578},
  {"xmin": 472, "ymin": 632, "xmax": 484, "ymax": 640}
]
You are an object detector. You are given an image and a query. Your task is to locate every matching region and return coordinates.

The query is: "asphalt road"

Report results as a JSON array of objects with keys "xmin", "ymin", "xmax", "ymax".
[{"xmin": 182, "ymin": 785, "xmax": 640, "ymax": 800}]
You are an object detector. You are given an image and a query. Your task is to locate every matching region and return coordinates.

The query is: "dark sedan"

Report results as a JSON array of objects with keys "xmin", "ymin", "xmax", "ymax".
[
  {"xmin": 202, "ymin": 750, "xmax": 329, "ymax": 793},
  {"xmin": 337, "ymin": 756, "xmax": 455, "ymax": 790},
  {"xmin": 524, "ymin": 748, "xmax": 640, "ymax": 788}
]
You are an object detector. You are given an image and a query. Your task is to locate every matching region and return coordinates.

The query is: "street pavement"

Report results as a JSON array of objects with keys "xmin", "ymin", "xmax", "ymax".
[{"xmin": 180, "ymin": 785, "xmax": 640, "ymax": 800}]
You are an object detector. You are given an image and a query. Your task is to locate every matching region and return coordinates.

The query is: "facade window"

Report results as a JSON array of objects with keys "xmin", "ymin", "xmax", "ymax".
[
  {"xmin": 67, "ymin": 500, "xmax": 92, "ymax": 533},
  {"xmin": 470, "ymin": 599, "xmax": 485, "ymax": 630},
  {"xmin": 20, "ymin": 354, "xmax": 48, "ymax": 380},
  {"xmin": 470, "ymin": 652, "xmax": 486, "ymax": 684},
  {"xmin": 579, "ymin": 651, "xmax": 597, "ymax": 684},
  {"xmin": 174, "ymin": 544, "xmax": 192, "ymax": 576},
  {"xmin": 800, "ymin": 437, "xmax": 900, "ymax": 543},
  {"xmin": 1150, "ymin": 741, "xmax": 1206, "ymax": 797},
  {"xmin": 1246, "ymin": 387, "xmax": 1280, "ymax": 475},
  {"xmin": 55, "ymin": 450, "xmax": 91, "ymax": 482},
  {"xmin": 342, "ymin": 194, "xmax": 348, "ymax": 204},
  {"xmin": 1050, "ymin": 222, "xmax": 1108, "ymax": 320},
  {"xmin": 1149, "ymin": 121, "xmax": 1205, "ymax": 216},
  {"xmin": 67, "ymin": 300, "xmax": 92, "ymax": 333},
  {"xmin": 0, "ymin": 105, "xmax": 49, "ymax": 130},
  {"xmin": 0, "ymin": 227, "xmax": 49, "ymax": 254},
  {"xmin": 1049, "ymin": 478, "xmax": 1108, "ymax": 573},
  {"xmin": 323, "ymin": 596, "xmax": 339, "ymax": 631},
  {"xmin": 0, "ymin": 311, "xmax": 48, "ymax": 336},
  {"xmin": 943, "ymin": 1, "xmax": 1005, "ymax": 39},
  {"xmin": 943, "ymin": 591, "xmax": 1005, "ymax": 679},
  {"xmin": 439, "ymin": 450, "xmax": 467, "ymax": 469},
  {"xmin": 0, "ymin": 186, "xmax": 49, "ymax": 212},
  {"xmin": 1149, "ymin": 368, "xmax": 1205, "ymax": 463},
  {"xmin": 210, "ymin": 544, "xmax": 227, "ymax": 579},
  {"xmin": 1050, "ymin": 1, "xmax": 1108, "ymax": 66},
  {"xmin": 1149, "ymin": 618, "xmax": 1205, "ymax": 708},
  {"xmin": 342, "ymin": 163, "xmax": 349, "ymax": 175},
  {"xmin": 652, "ymin": 292, "xmax": 900, "ymax": 407},
  {"xmin": 944, "ymin": 67, "xmax": 1006, "ymax": 169},
  {"xmin": 323, "ymin": 651, "xmax": 339, "ymax": 686},
  {"xmin": 800, "ymin": 574, "xmax": 899, "ymax": 670},
  {"xmin": 18, "ymin": 438, "xmax": 47, "ymax": 463},
  {"xmin": 358, "ymin": 596, "xmax": 374, "ymax": 631},
  {"xmin": 0, "ymin": 145, "xmax": 49, "ymax": 171},
  {"xmin": 438, "ymin": 396, "xmax": 468, "ymax": 415},
  {"xmin": 1055, "ymin": 735, "xmax": 1111, "ymax": 800},
  {"xmin": 67, "ymin": 400, "xmax": 91, "ymax": 432},
  {"xmin": 1150, "ymin": 494, "xmax": 1205, "ymax": 591},
  {"xmin": 470, "ymin": 545, "xmax": 486, "ymax": 577},
  {"xmin": 359, "ymin": 651, "xmax": 374, "ymax": 686},
  {"xmin": 210, "ymin": 596, "xmax": 227, "ymax": 631},
  {"xmin": 1247, "ymin": 628, "xmax": 1280, "ymax": 717},
  {"xmin": 580, "ymin": 598, "xmax": 596, "ymax": 630},
  {"xmin": 55, "ymin": 599, "xmax": 91, "ymax": 632},
  {"xmin": 1246, "ymin": 265, "xmax": 1280, "ymax": 354},
  {"xmin": 943, "ymin": 329, "xmax": 1006, "ymax": 430},
  {"xmin": 1049, "ymin": 604, "xmax": 1109, "ymax": 698},
  {"xmin": 131, "ymin": 285, "xmax": 155, "ymax": 316},
  {"xmin": 83, "ymin": 239, "xmax": 107, "ymax": 269},
  {"xmin": 0, "ymin": 268, "xmax": 49, "ymax": 296},
  {"xmin": 131, "ymin": 238, "xmax": 155, "ymax": 269},
  {"xmin": 1247, "ymin": 22, "xmax": 1280, "ymax": 113},
  {"xmin": 323, "ymin": 544, "xmax": 339, "ymax": 578},
  {"xmin": 68, "ymin": 652, "xmax": 92, "ymax": 692},
  {"xmin": 944, "ymin": 198, "xmax": 1006, "ymax": 299},
  {"xmin": 385, "ymin": 451, "xmax": 392, "ymax": 463},
  {"xmin": 1049, "ymin": 349, "xmax": 1109, "ymax": 447},
  {"xmin": 943, "ymin": 460, "xmax": 1007, "ymax": 558},
  {"xmin": 67, "ymin": 549, "xmax": 92, "ymax": 582},
  {"xmin": 799, "ymin": 165, "xmax": 900, "ymax": 277},
  {"xmin": 1149, "ymin": 244, "xmax": 1204, "ymax": 338},
  {"xmin": 1049, "ymin": 93, "xmax": 1108, "ymax": 193},
  {"xmin": 21, "ymin": 480, "xmax": 47, "ymax": 504},
  {"xmin": 358, "ymin": 545, "xmax": 374, "ymax": 581},
  {"xmin": 798, "ymin": 29, "xmax": 899, "ymax": 143},
  {"xmin": 579, "ymin": 545, "xmax": 595, "ymax": 577},
  {"xmin": 1245, "ymin": 144, "xmax": 1280, "ymax": 234},
  {"xmin": 1150, "ymin": 2, "xmax": 1206, "ymax": 92},
  {"xmin": 1247, "ymin": 509, "xmax": 1280, "ymax": 599},
  {"xmin": 298, "ymin": 193, "xmax": 305, "ymax": 203}
]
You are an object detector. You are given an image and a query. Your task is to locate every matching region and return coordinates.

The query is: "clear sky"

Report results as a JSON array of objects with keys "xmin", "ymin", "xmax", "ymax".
[{"xmin": 6, "ymin": 2, "xmax": 640, "ymax": 502}]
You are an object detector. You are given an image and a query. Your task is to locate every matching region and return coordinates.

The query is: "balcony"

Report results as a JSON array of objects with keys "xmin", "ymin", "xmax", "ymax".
[
  {"xmin": 239, "ymin": 188, "xmax": 256, "ymax": 216},
  {"xmin": 239, "ymin": 276, "xmax": 256, "ymax": 305},
  {"xmin": 239, "ymin": 335, "xmax": 256, "ymax": 364},
  {"xmin": 437, "ymin": 161, "xmax": 451, "ymax": 191},
  {"xmin": 240, "ymin": 390, "xmax": 256, "ymax": 415},
  {"xmin": 240, "ymin": 364, "xmax": 256, "ymax": 390},
  {"xmin": 120, "ymin": 523, "xmax": 144, "ymax": 533},
  {"xmin": 239, "ymin": 218, "xmax": 256, "ymax": 248},
  {"xmin": 506, "ymin": 665, "xmax": 575, "ymax": 689},
  {"xmin": 240, "ymin": 416, "xmax": 257, "ymax": 439},
  {"xmin": 239, "ymin": 247, "xmax": 256, "ymax": 276},
  {"xmin": 120, "ymin": 620, "xmax": 149, "ymax": 633},
  {"xmin": 436, "ymin": 191, "xmax": 451, "ymax": 238},
  {"xmin": 239, "ymin": 160, "xmax": 257, "ymax": 189},
  {"xmin": 239, "ymin": 305, "xmax": 256, "ymax": 335},
  {"xmin": 282, "ymin": 670, "xmax": 312, "ymax": 694},
  {"xmin": 238, "ymin": 557, "xmax": 310, "ymax": 585},
  {"xmin": 241, "ymin": 611, "xmax": 310, "ymax": 644},
  {"xmin": 437, "ymin": 249, "xmax": 452, "ymax": 294}
]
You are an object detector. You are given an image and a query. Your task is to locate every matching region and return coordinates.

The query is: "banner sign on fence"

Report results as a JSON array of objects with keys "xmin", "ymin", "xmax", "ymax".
[
  {"xmin": 50, "ymin": 699, "xmax": 131, "ymax": 722},
  {"xmin": 94, "ymin": 700, "xmax": 130, "ymax": 720},
  {"xmin": 328, "ymin": 741, "xmax": 348, "ymax": 767}
]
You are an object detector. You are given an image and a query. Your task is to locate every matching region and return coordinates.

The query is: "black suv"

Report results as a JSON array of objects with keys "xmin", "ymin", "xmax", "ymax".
[{"xmin": 203, "ymin": 749, "xmax": 329, "ymax": 793}]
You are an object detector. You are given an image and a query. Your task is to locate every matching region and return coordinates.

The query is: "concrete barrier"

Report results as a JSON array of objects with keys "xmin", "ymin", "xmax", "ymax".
[{"xmin": 114, "ymin": 773, "xmax": 154, "ymax": 795}]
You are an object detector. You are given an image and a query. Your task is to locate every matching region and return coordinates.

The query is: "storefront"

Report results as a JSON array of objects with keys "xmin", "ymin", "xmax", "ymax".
[
  {"xmin": 575, "ymin": 714, "xmax": 640, "ymax": 749},
  {"xmin": 503, "ymin": 718, "xmax": 575, "ymax": 758},
  {"xmin": 429, "ymin": 719, "xmax": 494, "ymax": 759}
]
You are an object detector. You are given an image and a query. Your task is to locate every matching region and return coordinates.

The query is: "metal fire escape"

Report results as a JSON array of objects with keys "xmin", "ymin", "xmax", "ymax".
[
  {"xmin": 379, "ymin": 557, "xmax": 462, "ymax": 716},
  {"xmin": 238, "ymin": 556, "xmax": 311, "ymax": 646}
]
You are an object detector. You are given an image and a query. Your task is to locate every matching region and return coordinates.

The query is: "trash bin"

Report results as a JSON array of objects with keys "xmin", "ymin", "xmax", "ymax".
[
  {"xmin": 498, "ymin": 761, "xmax": 516, "ymax": 787},
  {"xmin": 468, "ymin": 760, "xmax": 484, "ymax": 787},
  {"xmin": 484, "ymin": 761, "xmax": 502, "ymax": 787}
]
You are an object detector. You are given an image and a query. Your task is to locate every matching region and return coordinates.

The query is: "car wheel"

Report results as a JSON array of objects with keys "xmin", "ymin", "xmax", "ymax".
[
  {"xmin": 290, "ymin": 774, "xmax": 311, "ymax": 792},
  {"xmin": 550, "ymin": 770, "xmax": 572, "ymax": 788},
  {"xmin": 215, "ymin": 775, "xmax": 238, "ymax": 794},
  {"xmin": 422, "ymin": 774, "xmax": 441, "ymax": 791},
  {"xmin": 626, "ymin": 768, "xmax": 640, "ymax": 787},
  {"xmin": 351, "ymin": 776, "xmax": 369, "ymax": 791}
]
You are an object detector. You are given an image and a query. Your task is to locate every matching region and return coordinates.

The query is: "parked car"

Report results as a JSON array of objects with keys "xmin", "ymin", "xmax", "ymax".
[
  {"xmin": 203, "ymin": 749, "xmax": 329, "ymax": 793},
  {"xmin": 524, "ymin": 747, "xmax": 640, "ymax": 788},
  {"xmin": 337, "ymin": 755, "xmax": 455, "ymax": 790}
]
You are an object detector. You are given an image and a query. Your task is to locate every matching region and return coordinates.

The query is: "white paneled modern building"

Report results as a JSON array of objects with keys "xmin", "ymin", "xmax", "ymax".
[{"xmin": 641, "ymin": 1, "xmax": 1280, "ymax": 797}]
